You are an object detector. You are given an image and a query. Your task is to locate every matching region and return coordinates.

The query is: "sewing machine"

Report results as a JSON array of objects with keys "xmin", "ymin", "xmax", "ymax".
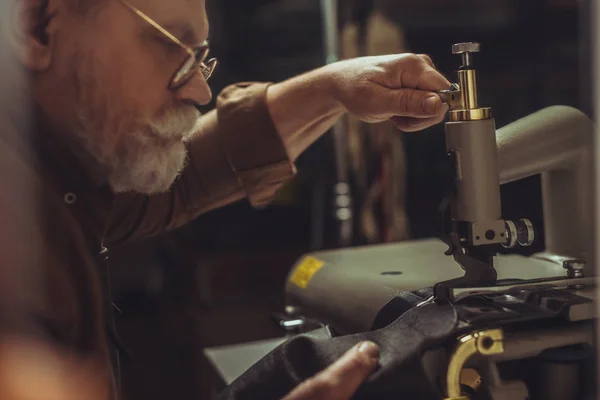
[{"xmin": 283, "ymin": 43, "xmax": 596, "ymax": 399}]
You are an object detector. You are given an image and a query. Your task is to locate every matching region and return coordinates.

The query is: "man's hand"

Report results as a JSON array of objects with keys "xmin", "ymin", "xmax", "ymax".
[
  {"xmin": 282, "ymin": 341, "xmax": 380, "ymax": 400},
  {"xmin": 267, "ymin": 52, "xmax": 451, "ymax": 161},
  {"xmin": 327, "ymin": 54, "xmax": 451, "ymax": 132},
  {"xmin": 0, "ymin": 338, "xmax": 108, "ymax": 400}
]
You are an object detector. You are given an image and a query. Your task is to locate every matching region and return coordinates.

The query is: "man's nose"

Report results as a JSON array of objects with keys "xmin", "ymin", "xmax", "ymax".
[{"xmin": 175, "ymin": 70, "xmax": 213, "ymax": 106}]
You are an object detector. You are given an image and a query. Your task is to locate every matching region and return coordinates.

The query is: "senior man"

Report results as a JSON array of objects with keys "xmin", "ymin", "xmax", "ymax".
[{"xmin": 0, "ymin": 0, "xmax": 450, "ymax": 398}]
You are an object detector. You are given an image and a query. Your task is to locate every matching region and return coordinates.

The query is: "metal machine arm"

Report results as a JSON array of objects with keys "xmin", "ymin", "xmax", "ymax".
[{"xmin": 435, "ymin": 43, "xmax": 535, "ymax": 300}]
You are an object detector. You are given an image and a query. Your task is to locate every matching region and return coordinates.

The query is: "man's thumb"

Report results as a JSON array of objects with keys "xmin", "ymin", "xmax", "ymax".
[
  {"xmin": 282, "ymin": 341, "xmax": 380, "ymax": 400},
  {"xmin": 392, "ymin": 89, "xmax": 445, "ymax": 118}
]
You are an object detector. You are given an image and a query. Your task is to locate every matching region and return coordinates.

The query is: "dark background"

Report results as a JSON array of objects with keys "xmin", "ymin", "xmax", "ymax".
[{"xmin": 111, "ymin": 1, "xmax": 593, "ymax": 399}]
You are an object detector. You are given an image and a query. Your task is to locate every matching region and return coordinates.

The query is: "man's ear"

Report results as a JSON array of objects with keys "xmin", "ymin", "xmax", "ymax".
[{"xmin": 8, "ymin": 0, "xmax": 59, "ymax": 72}]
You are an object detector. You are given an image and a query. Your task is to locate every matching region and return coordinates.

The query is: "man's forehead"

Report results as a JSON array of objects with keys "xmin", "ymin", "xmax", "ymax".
[
  {"xmin": 130, "ymin": 0, "xmax": 208, "ymax": 43},
  {"xmin": 162, "ymin": 19, "xmax": 209, "ymax": 45}
]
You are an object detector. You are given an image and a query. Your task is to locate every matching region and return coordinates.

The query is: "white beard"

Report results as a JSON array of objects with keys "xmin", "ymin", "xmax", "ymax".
[{"xmin": 76, "ymin": 106, "xmax": 200, "ymax": 195}]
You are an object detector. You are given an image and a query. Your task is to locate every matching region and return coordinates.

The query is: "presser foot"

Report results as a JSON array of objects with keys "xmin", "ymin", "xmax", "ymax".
[{"xmin": 435, "ymin": 232, "xmax": 498, "ymax": 303}]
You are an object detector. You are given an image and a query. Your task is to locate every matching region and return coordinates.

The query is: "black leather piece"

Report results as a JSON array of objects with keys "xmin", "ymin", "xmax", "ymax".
[
  {"xmin": 217, "ymin": 303, "xmax": 458, "ymax": 400},
  {"xmin": 371, "ymin": 288, "xmax": 433, "ymax": 330}
]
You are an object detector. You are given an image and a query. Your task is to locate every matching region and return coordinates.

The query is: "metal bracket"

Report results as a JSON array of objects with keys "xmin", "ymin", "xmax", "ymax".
[
  {"xmin": 444, "ymin": 329, "xmax": 504, "ymax": 400},
  {"xmin": 436, "ymin": 195, "xmax": 498, "ymax": 302},
  {"xmin": 438, "ymin": 83, "xmax": 462, "ymax": 110},
  {"xmin": 434, "ymin": 246, "xmax": 498, "ymax": 302},
  {"xmin": 449, "ymin": 276, "xmax": 595, "ymax": 302}
]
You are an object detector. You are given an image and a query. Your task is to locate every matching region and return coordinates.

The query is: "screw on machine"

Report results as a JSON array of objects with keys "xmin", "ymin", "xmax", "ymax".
[
  {"xmin": 452, "ymin": 42, "xmax": 481, "ymax": 68},
  {"xmin": 563, "ymin": 259, "xmax": 586, "ymax": 279}
]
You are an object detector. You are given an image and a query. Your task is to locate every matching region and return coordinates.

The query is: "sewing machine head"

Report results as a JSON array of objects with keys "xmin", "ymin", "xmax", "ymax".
[
  {"xmin": 434, "ymin": 42, "xmax": 537, "ymax": 302},
  {"xmin": 285, "ymin": 41, "xmax": 594, "ymax": 327},
  {"xmin": 282, "ymin": 42, "xmax": 595, "ymax": 399}
]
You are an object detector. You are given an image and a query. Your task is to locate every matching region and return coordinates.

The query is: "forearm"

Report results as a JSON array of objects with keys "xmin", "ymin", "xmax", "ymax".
[{"xmin": 266, "ymin": 65, "xmax": 345, "ymax": 162}]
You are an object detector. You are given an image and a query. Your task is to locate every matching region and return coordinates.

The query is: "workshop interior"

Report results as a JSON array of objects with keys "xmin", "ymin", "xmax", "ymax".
[
  {"xmin": 102, "ymin": 1, "xmax": 600, "ymax": 399},
  {"xmin": 1, "ymin": 0, "xmax": 598, "ymax": 399},
  {"xmin": 107, "ymin": 0, "xmax": 598, "ymax": 399}
]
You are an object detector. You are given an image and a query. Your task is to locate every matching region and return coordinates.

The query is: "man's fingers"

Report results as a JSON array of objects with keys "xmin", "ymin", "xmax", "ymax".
[
  {"xmin": 0, "ymin": 339, "xmax": 108, "ymax": 400},
  {"xmin": 319, "ymin": 341, "xmax": 379, "ymax": 395},
  {"xmin": 391, "ymin": 112, "xmax": 447, "ymax": 132},
  {"xmin": 282, "ymin": 341, "xmax": 380, "ymax": 400},
  {"xmin": 418, "ymin": 54, "xmax": 435, "ymax": 68},
  {"xmin": 390, "ymin": 88, "xmax": 448, "ymax": 118},
  {"xmin": 397, "ymin": 54, "xmax": 450, "ymax": 91},
  {"xmin": 415, "ymin": 66, "xmax": 452, "ymax": 91}
]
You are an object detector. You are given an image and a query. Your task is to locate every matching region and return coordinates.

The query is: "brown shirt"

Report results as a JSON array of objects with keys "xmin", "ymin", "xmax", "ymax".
[{"xmin": 0, "ymin": 82, "xmax": 295, "ymax": 398}]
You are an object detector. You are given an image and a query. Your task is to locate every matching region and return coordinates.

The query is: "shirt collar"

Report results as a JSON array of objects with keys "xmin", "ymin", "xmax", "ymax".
[{"xmin": 32, "ymin": 108, "xmax": 116, "ymax": 247}]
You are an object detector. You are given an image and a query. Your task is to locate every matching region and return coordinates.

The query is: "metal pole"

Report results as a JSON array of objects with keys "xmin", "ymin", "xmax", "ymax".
[
  {"xmin": 592, "ymin": 0, "xmax": 600, "ymax": 398},
  {"xmin": 321, "ymin": 0, "xmax": 339, "ymax": 65},
  {"xmin": 320, "ymin": 0, "xmax": 353, "ymax": 247},
  {"xmin": 580, "ymin": 0, "xmax": 594, "ymax": 117}
]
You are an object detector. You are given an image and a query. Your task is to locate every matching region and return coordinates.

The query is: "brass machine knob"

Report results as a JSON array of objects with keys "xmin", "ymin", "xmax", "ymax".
[
  {"xmin": 452, "ymin": 42, "xmax": 481, "ymax": 68},
  {"xmin": 447, "ymin": 42, "xmax": 491, "ymax": 122}
]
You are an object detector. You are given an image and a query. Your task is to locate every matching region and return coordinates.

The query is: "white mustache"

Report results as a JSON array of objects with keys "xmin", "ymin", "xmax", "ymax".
[{"xmin": 147, "ymin": 107, "xmax": 200, "ymax": 141}]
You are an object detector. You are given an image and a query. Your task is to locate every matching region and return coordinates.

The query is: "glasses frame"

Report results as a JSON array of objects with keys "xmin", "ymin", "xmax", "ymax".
[{"xmin": 116, "ymin": 0, "xmax": 217, "ymax": 89}]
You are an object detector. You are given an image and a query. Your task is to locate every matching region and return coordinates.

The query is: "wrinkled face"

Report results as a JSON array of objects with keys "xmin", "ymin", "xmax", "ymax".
[{"xmin": 30, "ymin": 0, "xmax": 212, "ymax": 194}]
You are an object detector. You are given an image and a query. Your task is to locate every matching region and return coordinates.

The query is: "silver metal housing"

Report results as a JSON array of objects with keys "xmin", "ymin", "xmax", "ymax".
[{"xmin": 496, "ymin": 106, "xmax": 593, "ymax": 266}]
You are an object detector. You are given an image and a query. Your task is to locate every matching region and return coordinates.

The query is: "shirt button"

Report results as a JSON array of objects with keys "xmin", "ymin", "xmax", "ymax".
[{"xmin": 64, "ymin": 193, "xmax": 77, "ymax": 205}]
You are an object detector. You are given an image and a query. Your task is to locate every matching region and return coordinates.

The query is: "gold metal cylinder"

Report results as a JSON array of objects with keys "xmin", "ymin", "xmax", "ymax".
[
  {"xmin": 449, "ymin": 108, "xmax": 492, "ymax": 122},
  {"xmin": 444, "ymin": 397, "xmax": 470, "ymax": 400},
  {"xmin": 458, "ymin": 70, "xmax": 479, "ymax": 109}
]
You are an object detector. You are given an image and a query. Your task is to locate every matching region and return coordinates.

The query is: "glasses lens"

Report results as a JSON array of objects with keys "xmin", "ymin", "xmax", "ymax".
[
  {"xmin": 195, "ymin": 46, "xmax": 210, "ymax": 64},
  {"xmin": 172, "ymin": 54, "xmax": 195, "ymax": 87},
  {"xmin": 170, "ymin": 46, "xmax": 215, "ymax": 88}
]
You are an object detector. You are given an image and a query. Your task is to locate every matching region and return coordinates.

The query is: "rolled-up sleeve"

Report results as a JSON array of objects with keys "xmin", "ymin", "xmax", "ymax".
[
  {"xmin": 105, "ymin": 82, "xmax": 296, "ymax": 244},
  {"xmin": 216, "ymin": 82, "xmax": 296, "ymax": 207}
]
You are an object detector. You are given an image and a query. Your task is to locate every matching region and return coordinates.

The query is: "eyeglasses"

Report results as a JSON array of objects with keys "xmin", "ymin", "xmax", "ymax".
[{"xmin": 117, "ymin": 0, "xmax": 218, "ymax": 89}]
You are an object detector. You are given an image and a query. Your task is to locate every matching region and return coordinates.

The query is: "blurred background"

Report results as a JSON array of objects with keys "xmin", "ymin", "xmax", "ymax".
[{"xmin": 107, "ymin": 0, "xmax": 593, "ymax": 398}]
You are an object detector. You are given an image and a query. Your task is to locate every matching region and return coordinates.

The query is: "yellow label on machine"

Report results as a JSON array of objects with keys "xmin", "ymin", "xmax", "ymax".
[{"xmin": 290, "ymin": 256, "xmax": 325, "ymax": 289}]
